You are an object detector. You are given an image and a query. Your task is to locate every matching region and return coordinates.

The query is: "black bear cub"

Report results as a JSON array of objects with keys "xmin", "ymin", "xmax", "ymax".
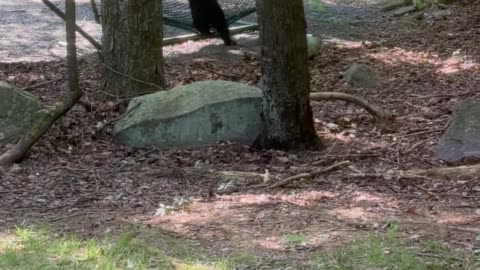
[{"xmin": 188, "ymin": 0, "xmax": 236, "ymax": 46}]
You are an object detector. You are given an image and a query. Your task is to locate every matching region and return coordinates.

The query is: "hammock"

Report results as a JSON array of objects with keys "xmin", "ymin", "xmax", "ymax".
[{"xmin": 163, "ymin": 0, "xmax": 257, "ymax": 33}]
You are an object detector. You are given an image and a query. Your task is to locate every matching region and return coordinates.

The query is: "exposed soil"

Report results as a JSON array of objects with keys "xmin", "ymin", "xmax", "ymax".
[{"xmin": 1, "ymin": 0, "xmax": 480, "ymax": 267}]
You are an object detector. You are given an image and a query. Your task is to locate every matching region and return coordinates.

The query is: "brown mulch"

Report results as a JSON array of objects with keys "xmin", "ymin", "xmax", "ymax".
[{"xmin": 1, "ymin": 0, "xmax": 480, "ymax": 261}]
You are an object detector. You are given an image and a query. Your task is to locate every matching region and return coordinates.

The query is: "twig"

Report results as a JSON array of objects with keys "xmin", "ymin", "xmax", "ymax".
[
  {"xmin": 311, "ymin": 153, "xmax": 379, "ymax": 166},
  {"xmin": 98, "ymin": 102, "xmax": 141, "ymax": 131},
  {"xmin": 447, "ymin": 225, "xmax": 480, "ymax": 234},
  {"xmin": 349, "ymin": 170, "xmax": 437, "ymax": 182},
  {"xmin": 22, "ymin": 78, "xmax": 62, "ymax": 91},
  {"xmin": 441, "ymin": 178, "xmax": 478, "ymax": 192},
  {"xmin": 403, "ymin": 129, "xmax": 443, "ymax": 138},
  {"xmin": 268, "ymin": 160, "xmax": 351, "ymax": 189},
  {"xmin": 408, "ymin": 182, "xmax": 440, "ymax": 199},
  {"xmin": 197, "ymin": 65, "xmax": 241, "ymax": 79},
  {"xmin": 409, "ymin": 90, "xmax": 477, "ymax": 99},
  {"xmin": 102, "ymin": 63, "xmax": 163, "ymax": 90}
]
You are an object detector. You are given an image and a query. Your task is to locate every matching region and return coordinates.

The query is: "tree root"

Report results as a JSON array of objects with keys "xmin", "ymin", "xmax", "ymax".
[
  {"xmin": 310, "ymin": 92, "xmax": 392, "ymax": 129},
  {"xmin": 267, "ymin": 160, "xmax": 351, "ymax": 189}
]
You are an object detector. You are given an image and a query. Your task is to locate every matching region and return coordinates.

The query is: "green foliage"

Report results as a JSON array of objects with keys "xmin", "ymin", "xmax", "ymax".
[
  {"xmin": 311, "ymin": 227, "xmax": 469, "ymax": 270},
  {"xmin": 0, "ymin": 227, "xmax": 169, "ymax": 270},
  {"xmin": 284, "ymin": 233, "xmax": 307, "ymax": 249},
  {"xmin": 0, "ymin": 226, "xmax": 475, "ymax": 269},
  {"xmin": 0, "ymin": 227, "xmax": 257, "ymax": 270},
  {"xmin": 307, "ymin": 0, "xmax": 327, "ymax": 13}
]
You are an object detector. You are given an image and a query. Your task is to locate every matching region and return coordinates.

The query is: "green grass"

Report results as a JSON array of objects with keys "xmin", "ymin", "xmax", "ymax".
[
  {"xmin": 284, "ymin": 233, "xmax": 307, "ymax": 250},
  {"xmin": 311, "ymin": 227, "xmax": 474, "ymax": 270},
  {"xmin": 307, "ymin": 0, "xmax": 327, "ymax": 13},
  {"xmin": 0, "ymin": 226, "xmax": 476, "ymax": 269},
  {"xmin": 0, "ymin": 227, "xmax": 255, "ymax": 270}
]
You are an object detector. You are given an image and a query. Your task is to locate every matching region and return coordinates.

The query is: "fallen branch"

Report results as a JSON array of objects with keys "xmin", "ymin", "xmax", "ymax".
[
  {"xmin": 268, "ymin": 160, "xmax": 351, "ymax": 189},
  {"xmin": 42, "ymin": 0, "xmax": 102, "ymax": 51},
  {"xmin": 407, "ymin": 164, "xmax": 480, "ymax": 178},
  {"xmin": 0, "ymin": 0, "xmax": 82, "ymax": 165},
  {"xmin": 310, "ymin": 92, "xmax": 391, "ymax": 129}
]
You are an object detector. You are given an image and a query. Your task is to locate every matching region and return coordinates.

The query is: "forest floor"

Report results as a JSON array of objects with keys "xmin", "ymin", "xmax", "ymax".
[{"xmin": 1, "ymin": 0, "xmax": 480, "ymax": 269}]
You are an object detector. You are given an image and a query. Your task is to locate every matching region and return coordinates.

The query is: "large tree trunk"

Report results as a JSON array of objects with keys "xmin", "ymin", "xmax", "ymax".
[
  {"xmin": 255, "ymin": 0, "xmax": 321, "ymax": 150},
  {"xmin": 101, "ymin": 0, "xmax": 164, "ymax": 100}
]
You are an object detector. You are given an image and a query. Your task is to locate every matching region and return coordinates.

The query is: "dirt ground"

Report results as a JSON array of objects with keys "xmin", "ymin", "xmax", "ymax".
[{"xmin": 1, "ymin": 0, "xmax": 480, "ymax": 267}]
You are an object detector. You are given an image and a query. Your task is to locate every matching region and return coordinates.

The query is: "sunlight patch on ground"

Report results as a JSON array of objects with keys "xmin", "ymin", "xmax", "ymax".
[
  {"xmin": 135, "ymin": 191, "xmax": 340, "ymax": 252},
  {"xmin": 350, "ymin": 191, "xmax": 400, "ymax": 209},
  {"xmin": 331, "ymin": 207, "xmax": 377, "ymax": 221},
  {"xmin": 435, "ymin": 211, "xmax": 478, "ymax": 225},
  {"xmin": 367, "ymin": 47, "xmax": 479, "ymax": 74},
  {"xmin": 251, "ymin": 236, "xmax": 284, "ymax": 250},
  {"xmin": 332, "ymin": 40, "xmax": 366, "ymax": 48}
]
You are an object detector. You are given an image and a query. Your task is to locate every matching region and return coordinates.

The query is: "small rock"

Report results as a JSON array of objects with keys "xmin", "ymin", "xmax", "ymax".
[
  {"xmin": 437, "ymin": 101, "xmax": 480, "ymax": 164},
  {"xmin": 307, "ymin": 34, "xmax": 322, "ymax": 59},
  {"xmin": 326, "ymin": 123, "xmax": 340, "ymax": 132},
  {"xmin": 343, "ymin": 129, "xmax": 357, "ymax": 135},
  {"xmin": 287, "ymin": 154, "xmax": 298, "ymax": 161},
  {"xmin": 0, "ymin": 81, "xmax": 45, "ymax": 141},
  {"xmin": 344, "ymin": 63, "xmax": 378, "ymax": 89},
  {"xmin": 276, "ymin": 156, "xmax": 290, "ymax": 163},
  {"xmin": 431, "ymin": 9, "xmax": 451, "ymax": 20},
  {"xmin": 271, "ymin": 166, "xmax": 286, "ymax": 173},
  {"xmin": 393, "ymin": 6, "xmax": 416, "ymax": 17},
  {"xmin": 194, "ymin": 160, "xmax": 204, "ymax": 168},
  {"xmin": 335, "ymin": 116, "xmax": 353, "ymax": 128}
]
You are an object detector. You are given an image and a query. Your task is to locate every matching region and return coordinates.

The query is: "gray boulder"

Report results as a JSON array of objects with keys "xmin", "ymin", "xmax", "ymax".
[
  {"xmin": 344, "ymin": 63, "xmax": 378, "ymax": 89},
  {"xmin": 113, "ymin": 80, "xmax": 264, "ymax": 148},
  {"xmin": 0, "ymin": 82, "xmax": 44, "ymax": 141},
  {"xmin": 307, "ymin": 34, "xmax": 322, "ymax": 59},
  {"xmin": 437, "ymin": 101, "xmax": 480, "ymax": 164}
]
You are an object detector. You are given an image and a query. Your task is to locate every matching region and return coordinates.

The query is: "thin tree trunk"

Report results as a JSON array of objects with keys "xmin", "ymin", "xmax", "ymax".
[
  {"xmin": 101, "ymin": 0, "xmax": 165, "ymax": 100},
  {"xmin": 90, "ymin": 0, "xmax": 101, "ymax": 23},
  {"xmin": 0, "ymin": 0, "xmax": 82, "ymax": 165},
  {"xmin": 255, "ymin": 0, "xmax": 321, "ymax": 150},
  {"xmin": 42, "ymin": 0, "xmax": 102, "ymax": 50}
]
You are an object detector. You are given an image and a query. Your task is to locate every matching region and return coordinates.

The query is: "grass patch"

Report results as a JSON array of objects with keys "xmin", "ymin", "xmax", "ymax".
[
  {"xmin": 284, "ymin": 233, "xmax": 307, "ymax": 251},
  {"xmin": 0, "ymin": 225, "xmax": 476, "ymax": 269},
  {"xmin": 311, "ymin": 226, "xmax": 474, "ymax": 270},
  {"xmin": 307, "ymin": 0, "xmax": 327, "ymax": 13},
  {"xmin": 0, "ymin": 226, "xmax": 257, "ymax": 270}
]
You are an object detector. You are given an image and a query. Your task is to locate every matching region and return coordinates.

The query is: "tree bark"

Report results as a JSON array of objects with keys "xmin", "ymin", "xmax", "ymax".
[
  {"xmin": 255, "ymin": 0, "xmax": 321, "ymax": 150},
  {"xmin": 0, "ymin": 0, "xmax": 82, "ymax": 165},
  {"xmin": 101, "ymin": 0, "xmax": 165, "ymax": 100}
]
